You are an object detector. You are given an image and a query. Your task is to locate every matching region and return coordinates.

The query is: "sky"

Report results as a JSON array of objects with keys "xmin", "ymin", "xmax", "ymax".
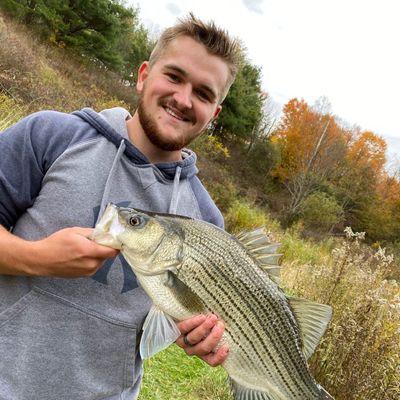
[{"xmin": 129, "ymin": 0, "xmax": 400, "ymax": 164}]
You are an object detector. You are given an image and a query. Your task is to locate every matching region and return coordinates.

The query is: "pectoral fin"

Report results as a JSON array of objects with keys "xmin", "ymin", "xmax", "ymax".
[{"xmin": 140, "ymin": 305, "xmax": 181, "ymax": 359}]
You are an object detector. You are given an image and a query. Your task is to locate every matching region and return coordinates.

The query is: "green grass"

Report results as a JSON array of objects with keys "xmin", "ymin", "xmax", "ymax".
[{"xmin": 138, "ymin": 345, "xmax": 231, "ymax": 400}]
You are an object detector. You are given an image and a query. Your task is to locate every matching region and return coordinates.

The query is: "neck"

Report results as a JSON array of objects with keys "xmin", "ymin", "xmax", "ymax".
[{"xmin": 126, "ymin": 113, "xmax": 182, "ymax": 163}]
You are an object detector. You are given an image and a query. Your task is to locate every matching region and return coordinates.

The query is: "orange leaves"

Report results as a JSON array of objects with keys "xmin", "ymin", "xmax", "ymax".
[
  {"xmin": 347, "ymin": 130, "xmax": 387, "ymax": 176},
  {"xmin": 273, "ymin": 97, "xmax": 388, "ymax": 185},
  {"xmin": 271, "ymin": 97, "xmax": 397, "ymax": 238},
  {"xmin": 272, "ymin": 98, "xmax": 346, "ymax": 182}
]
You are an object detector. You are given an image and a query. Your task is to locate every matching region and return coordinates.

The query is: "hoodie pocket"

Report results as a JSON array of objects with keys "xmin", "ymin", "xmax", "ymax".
[{"xmin": 0, "ymin": 287, "xmax": 139, "ymax": 400}]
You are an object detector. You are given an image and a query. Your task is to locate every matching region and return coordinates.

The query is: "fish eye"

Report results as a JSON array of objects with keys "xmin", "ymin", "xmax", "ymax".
[{"xmin": 129, "ymin": 215, "xmax": 142, "ymax": 227}]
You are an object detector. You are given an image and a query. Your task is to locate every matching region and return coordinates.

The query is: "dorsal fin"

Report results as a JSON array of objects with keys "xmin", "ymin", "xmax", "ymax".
[
  {"xmin": 236, "ymin": 228, "xmax": 282, "ymax": 283},
  {"xmin": 287, "ymin": 296, "xmax": 332, "ymax": 359}
]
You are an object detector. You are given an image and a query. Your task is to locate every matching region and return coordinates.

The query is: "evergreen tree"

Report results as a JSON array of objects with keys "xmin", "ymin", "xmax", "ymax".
[
  {"xmin": 0, "ymin": 0, "xmax": 152, "ymax": 74},
  {"xmin": 214, "ymin": 59, "xmax": 265, "ymax": 142}
]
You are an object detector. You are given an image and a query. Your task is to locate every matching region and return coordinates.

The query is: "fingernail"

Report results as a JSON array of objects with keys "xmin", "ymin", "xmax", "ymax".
[
  {"xmin": 207, "ymin": 313, "xmax": 217, "ymax": 322},
  {"xmin": 216, "ymin": 321, "xmax": 224, "ymax": 329}
]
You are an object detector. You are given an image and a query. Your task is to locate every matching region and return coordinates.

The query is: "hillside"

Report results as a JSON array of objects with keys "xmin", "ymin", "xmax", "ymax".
[
  {"xmin": 0, "ymin": 12, "xmax": 137, "ymax": 115},
  {"xmin": 0, "ymin": 10, "xmax": 399, "ymax": 400}
]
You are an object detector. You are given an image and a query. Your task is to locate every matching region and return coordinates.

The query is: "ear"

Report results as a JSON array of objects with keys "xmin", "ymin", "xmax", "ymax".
[
  {"xmin": 212, "ymin": 105, "xmax": 222, "ymax": 120},
  {"xmin": 136, "ymin": 62, "xmax": 150, "ymax": 93}
]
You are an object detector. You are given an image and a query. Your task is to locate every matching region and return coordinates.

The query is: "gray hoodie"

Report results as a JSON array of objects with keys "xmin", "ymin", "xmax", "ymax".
[{"xmin": 0, "ymin": 107, "xmax": 223, "ymax": 400}]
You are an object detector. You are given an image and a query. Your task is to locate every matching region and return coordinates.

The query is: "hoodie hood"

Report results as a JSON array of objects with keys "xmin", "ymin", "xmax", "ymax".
[{"xmin": 73, "ymin": 107, "xmax": 199, "ymax": 180}]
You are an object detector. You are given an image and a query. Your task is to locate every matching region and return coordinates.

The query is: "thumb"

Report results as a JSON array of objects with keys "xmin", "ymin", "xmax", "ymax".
[{"xmin": 68, "ymin": 227, "xmax": 95, "ymax": 238}]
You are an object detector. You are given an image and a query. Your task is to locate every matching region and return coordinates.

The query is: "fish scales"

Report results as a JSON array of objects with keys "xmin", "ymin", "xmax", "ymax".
[
  {"xmin": 91, "ymin": 204, "xmax": 334, "ymax": 400},
  {"xmin": 177, "ymin": 219, "xmax": 320, "ymax": 398}
]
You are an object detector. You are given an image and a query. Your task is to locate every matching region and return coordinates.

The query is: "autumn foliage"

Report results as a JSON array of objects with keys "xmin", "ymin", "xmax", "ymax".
[{"xmin": 270, "ymin": 97, "xmax": 399, "ymax": 242}]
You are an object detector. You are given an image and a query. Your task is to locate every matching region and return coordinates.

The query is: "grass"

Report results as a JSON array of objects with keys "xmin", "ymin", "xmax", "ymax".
[
  {"xmin": 0, "ymin": 93, "xmax": 26, "ymax": 131},
  {"xmin": 0, "ymin": 11, "xmax": 135, "ymax": 115},
  {"xmin": 138, "ymin": 345, "xmax": 231, "ymax": 400}
]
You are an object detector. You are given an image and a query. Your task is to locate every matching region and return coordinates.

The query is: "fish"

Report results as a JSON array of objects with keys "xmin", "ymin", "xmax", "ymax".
[{"xmin": 90, "ymin": 203, "xmax": 334, "ymax": 400}]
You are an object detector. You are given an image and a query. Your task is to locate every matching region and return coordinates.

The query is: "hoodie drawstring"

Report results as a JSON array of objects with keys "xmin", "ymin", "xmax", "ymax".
[
  {"xmin": 96, "ymin": 140, "xmax": 126, "ymax": 223},
  {"xmin": 168, "ymin": 165, "xmax": 182, "ymax": 214}
]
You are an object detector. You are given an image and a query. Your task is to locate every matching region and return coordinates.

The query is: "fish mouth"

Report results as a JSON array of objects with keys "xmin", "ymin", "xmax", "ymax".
[{"xmin": 90, "ymin": 203, "xmax": 123, "ymax": 249}]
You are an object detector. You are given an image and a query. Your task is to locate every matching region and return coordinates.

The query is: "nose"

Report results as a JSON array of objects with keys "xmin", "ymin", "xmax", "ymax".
[{"xmin": 173, "ymin": 84, "xmax": 192, "ymax": 109}]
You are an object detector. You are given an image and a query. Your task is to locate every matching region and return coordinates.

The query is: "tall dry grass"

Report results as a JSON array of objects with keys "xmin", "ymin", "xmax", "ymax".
[
  {"xmin": 0, "ymin": 11, "xmax": 135, "ymax": 115},
  {"xmin": 282, "ymin": 227, "xmax": 400, "ymax": 400},
  {"xmin": 0, "ymin": 93, "xmax": 26, "ymax": 131}
]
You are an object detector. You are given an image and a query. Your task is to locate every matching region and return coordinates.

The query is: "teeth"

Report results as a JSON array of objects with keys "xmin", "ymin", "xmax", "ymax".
[{"xmin": 165, "ymin": 107, "xmax": 184, "ymax": 121}]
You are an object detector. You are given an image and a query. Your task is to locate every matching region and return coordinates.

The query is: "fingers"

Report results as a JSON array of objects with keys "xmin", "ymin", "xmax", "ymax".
[
  {"xmin": 33, "ymin": 227, "xmax": 120, "ymax": 278},
  {"xmin": 176, "ymin": 314, "xmax": 208, "ymax": 334},
  {"xmin": 176, "ymin": 314, "xmax": 230, "ymax": 367},
  {"xmin": 184, "ymin": 319, "xmax": 224, "ymax": 356},
  {"xmin": 92, "ymin": 243, "xmax": 120, "ymax": 259},
  {"xmin": 71, "ymin": 227, "xmax": 96, "ymax": 237},
  {"xmin": 182, "ymin": 314, "xmax": 219, "ymax": 350},
  {"xmin": 70, "ymin": 227, "xmax": 120, "ymax": 259},
  {"xmin": 200, "ymin": 343, "xmax": 230, "ymax": 367}
]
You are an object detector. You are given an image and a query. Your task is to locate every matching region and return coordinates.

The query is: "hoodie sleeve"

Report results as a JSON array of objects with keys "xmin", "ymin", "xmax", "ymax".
[{"xmin": 0, "ymin": 110, "xmax": 93, "ymax": 229}]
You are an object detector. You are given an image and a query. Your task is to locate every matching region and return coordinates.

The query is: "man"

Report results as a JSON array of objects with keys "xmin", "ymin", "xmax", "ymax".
[{"xmin": 0, "ymin": 13, "xmax": 241, "ymax": 400}]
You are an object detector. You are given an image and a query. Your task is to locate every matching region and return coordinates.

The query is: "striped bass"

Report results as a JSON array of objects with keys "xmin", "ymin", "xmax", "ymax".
[{"xmin": 91, "ymin": 203, "xmax": 334, "ymax": 400}]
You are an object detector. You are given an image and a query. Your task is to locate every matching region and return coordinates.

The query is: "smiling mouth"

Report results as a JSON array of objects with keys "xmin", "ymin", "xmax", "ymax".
[{"xmin": 163, "ymin": 106, "xmax": 191, "ymax": 122}]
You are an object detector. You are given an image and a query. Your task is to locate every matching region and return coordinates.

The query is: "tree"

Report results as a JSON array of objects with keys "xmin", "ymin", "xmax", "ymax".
[
  {"xmin": 213, "ymin": 58, "xmax": 265, "ymax": 142},
  {"xmin": 272, "ymin": 98, "xmax": 348, "ymax": 218},
  {"xmin": 0, "ymin": 0, "xmax": 152, "ymax": 74},
  {"xmin": 300, "ymin": 191, "xmax": 344, "ymax": 233},
  {"xmin": 333, "ymin": 130, "xmax": 390, "ymax": 239}
]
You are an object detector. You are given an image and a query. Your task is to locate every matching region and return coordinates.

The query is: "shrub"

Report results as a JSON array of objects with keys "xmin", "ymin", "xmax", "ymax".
[
  {"xmin": 224, "ymin": 198, "xmax": 272, "ymax": 234},
  {"xmin": 282, "ymin": 227, "xmax": 400, "ymax": 400},
  {"xmin": 280, "ymin": 226, "xmax": 335, "ymax": 266},
  {"xmin": 191, "ymin": 134, "xmax": 230, "ymax": 161},
  {"xmin": 300, "ymin": 191, "xmax": 343, "ymax": 232}
]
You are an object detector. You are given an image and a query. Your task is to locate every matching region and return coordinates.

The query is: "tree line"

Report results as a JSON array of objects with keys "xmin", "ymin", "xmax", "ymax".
[
  {"xmin": 1, "ymin": 0, "xmax": 398, "ymax": 244},
  {"xmin": 247, "ymin": 97, "xmax": 399, "ymax": 243}
]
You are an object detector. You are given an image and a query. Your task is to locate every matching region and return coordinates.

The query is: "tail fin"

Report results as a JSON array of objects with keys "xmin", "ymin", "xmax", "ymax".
[{"xmin": 318, "ymin": 384, "xmax": 335, "ymax": 399}]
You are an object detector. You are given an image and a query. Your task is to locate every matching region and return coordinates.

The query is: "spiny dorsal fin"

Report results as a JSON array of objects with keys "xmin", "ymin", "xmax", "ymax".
[
  {"xmin": 236, "ymin": 228, "xmax": 282, "ymax": 284},
  {"xmin": 287, "ymin": 296, "xmax": 332, "ymax": 359}
]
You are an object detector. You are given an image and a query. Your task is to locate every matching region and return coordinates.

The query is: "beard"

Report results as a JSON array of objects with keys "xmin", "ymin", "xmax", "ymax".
[{"xmin": 137, "ymin": 92, "xmax": 197, "ymax": 152}]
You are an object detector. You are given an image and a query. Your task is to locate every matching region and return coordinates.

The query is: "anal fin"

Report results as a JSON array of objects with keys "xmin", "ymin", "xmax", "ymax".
[{"xmin": 230, "ymin": 379, "xmax": 281, "ymax": 400}]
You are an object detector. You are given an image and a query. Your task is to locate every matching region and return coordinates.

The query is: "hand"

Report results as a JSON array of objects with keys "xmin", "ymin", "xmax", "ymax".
[
  {"xmin": 175, "ymin": 314, "xmax": 229, "ymax": 367},
  {"xmin": 29, "ymin": 227, "xmax": 119, "ymax": 278}
]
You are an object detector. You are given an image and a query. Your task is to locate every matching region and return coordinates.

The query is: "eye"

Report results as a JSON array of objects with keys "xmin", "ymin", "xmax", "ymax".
[
  {"xmin": 166, "ymin": 73, "xmax": 180, "ymax": 83},
  {"xmin": 129, "ymin": 215, "xmax": 142, "ymax": 226},
  {"xmin": 196, "ymin": 90, "xmax": 210, "ymax": 102}
]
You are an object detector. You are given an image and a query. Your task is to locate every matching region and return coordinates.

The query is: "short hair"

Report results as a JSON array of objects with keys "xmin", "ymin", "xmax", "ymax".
[{"xmin": 148, "ymin": 13, "xmax": 242, "ymax": 102}]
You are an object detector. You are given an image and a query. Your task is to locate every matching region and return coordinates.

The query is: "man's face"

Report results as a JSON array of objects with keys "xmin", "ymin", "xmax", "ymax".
[{"xmin": 136, "ymin": 36, "xmax": 230, "ymax": 151}]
